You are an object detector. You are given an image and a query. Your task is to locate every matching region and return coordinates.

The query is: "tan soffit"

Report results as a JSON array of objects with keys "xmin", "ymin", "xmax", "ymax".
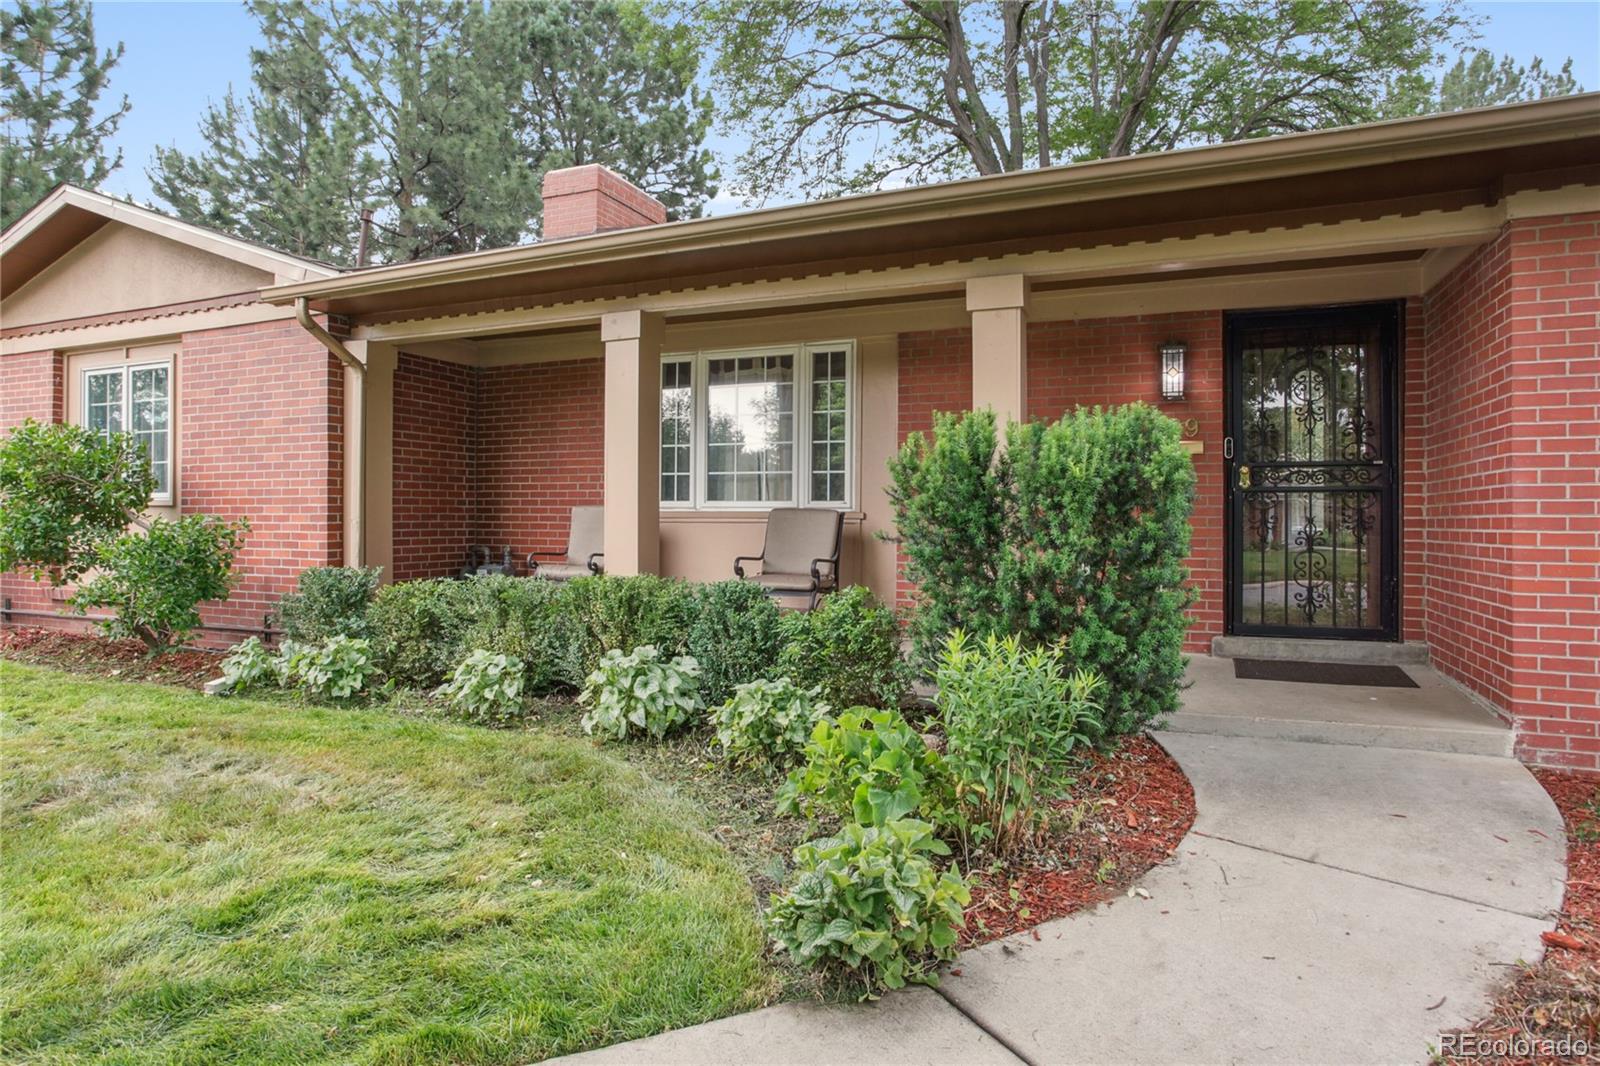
[{"xmin": 261, "ymin": 93, "xmax": 1600, "ymax": 318}]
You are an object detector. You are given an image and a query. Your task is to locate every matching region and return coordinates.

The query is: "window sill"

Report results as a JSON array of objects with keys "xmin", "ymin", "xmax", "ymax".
[{"xmin": 660, "ymin": 509, "xmax": 865, "ymax": 525}]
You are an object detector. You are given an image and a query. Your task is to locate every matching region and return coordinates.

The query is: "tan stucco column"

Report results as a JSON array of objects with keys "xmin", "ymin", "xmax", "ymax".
[
  {"xmin": 601, "ymin": 309, "xmax": 663, "ymax": 575},
  {"xmin": 966, "ymin": 274, "xmax": 1031, "ymax": 433}
]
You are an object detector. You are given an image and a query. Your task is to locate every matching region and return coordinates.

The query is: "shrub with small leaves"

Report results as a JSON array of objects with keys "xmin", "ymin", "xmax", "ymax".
[
  {"xmin": 688, "ymin": 579, "xmax": 784, "ymax": 706},
  {"xmin": 563, "ymin": 575, "xmax": 698, "ymax": 681},
  {"xmin": 766, "ymin": 818, "xmax": 970, "ymax": 994},
  {"xmin": 777, "ymin": 707, "xmax": 954, "ymax": 828},
  {"xmin": 284, "ymin": 635, "xmax": 376, "ymax": 702},
  {"xmin": 367, "ymin": 578, "xmax": 474, "ymax": 688},
  {"xmin": 711, "ymin": 678, "xmax": 829, "ymax": 768},
  {"xmin": 275, "ymin": 566, "xmax": 383, "ymax": 643},
  {"xmin": 218, "ymin": 637, "xmax": 279, "ymax": 694},
  {"xmin": 436, "ymin": 649, "xmax": 527, "ymax": 725},
  {"xmin": 459, "ymin": 576, "xmax": 579, "ymax": 694},
  {"xmin": 579, "ymin": 645, "xmax": 702, "ymax": 741},
  {"xmin": 777, "ymin": 585, "xmax": 908, "ymax": 710}
]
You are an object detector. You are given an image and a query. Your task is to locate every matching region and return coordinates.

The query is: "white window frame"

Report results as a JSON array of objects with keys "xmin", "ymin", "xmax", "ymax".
[
  {"xmin": 81, "ymin": 359, "xmax": 175, "ymax": 505},
  {"xmin": 659, "ymin": 339, "xmax": 856, "ymax": 512}
]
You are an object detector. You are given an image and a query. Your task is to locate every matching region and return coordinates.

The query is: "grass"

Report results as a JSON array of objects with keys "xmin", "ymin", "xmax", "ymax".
[{"xmin": 0, "ymin": 662, "xmax": 773, "ymax": 1065}]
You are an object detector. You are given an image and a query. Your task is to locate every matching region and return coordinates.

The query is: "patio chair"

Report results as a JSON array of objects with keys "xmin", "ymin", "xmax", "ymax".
[
  {"xmin": 464, "ymin": 545, "xmax": 514, "ymax": 578},
  {"xmin": 734, "ymin": 507, "xmax": 843, "ymax": 610},
  {"xmin": 527, "ymin": 505, "xmax": 605, "ymax": 580}
]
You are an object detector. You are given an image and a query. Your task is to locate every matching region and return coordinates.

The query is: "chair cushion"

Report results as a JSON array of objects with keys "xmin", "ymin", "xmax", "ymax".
[
  {"xmin": 751, "ymin": 570, "xmax": 820, "ymax": 591},
  {"xmin": 761, "ymin": 508, "xmax": 841, "ymax": 574},
  {"xmin": 533, "ymin": 561, "xmax": 594, "ymax": 581},
  {"xmin": 567, "ymin": 506, "xmax": 604, "ymax": 560}
]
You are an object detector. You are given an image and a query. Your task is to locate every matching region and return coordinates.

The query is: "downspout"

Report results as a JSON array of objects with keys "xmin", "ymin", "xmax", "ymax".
[{"xmin": 295, "ymin": 296, "xmax": 367, "ymax": 567}]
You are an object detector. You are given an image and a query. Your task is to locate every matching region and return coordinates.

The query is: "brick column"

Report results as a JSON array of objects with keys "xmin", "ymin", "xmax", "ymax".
[
  {"xmin": 966, "ymin": 275, "xmax": 1030, "ymax": 435},
  {"xmin": 601, "ymin": 309, "xmax": 663, "ymax": 575}
]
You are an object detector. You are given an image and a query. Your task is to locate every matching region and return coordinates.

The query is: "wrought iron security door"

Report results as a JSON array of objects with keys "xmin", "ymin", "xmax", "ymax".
[{"xmin": 1226, "ymin": 304, "xmax": 1400, "ymax": 640}]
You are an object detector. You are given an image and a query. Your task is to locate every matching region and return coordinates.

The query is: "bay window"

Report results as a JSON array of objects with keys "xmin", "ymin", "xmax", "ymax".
[
  {"xmin": 660, "ymin": 341, "xmax": 853, "ymax": 509},
  {"xmin": 83, "ymin": 362, "xmax": 173, "ymax": 503}
]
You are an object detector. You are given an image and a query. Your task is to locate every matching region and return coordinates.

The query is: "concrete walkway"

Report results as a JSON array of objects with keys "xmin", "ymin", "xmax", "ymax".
[{"xmin": 558, "ymin": 710, "xmax": 1566, "ymax": 1064}]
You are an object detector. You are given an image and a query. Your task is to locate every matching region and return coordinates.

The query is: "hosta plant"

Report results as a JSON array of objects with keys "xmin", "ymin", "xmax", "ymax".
[
  {"xmin": 284, "ymin": 635, "xmax": 377, "ymax": 702},
  {"xmin": 936, "ymin": 630, "xmax": 1105, "ymax": 856},
  {"xmin": 777, "ymin": 707, "xmax": 954, "ymax": 828},
  {"xmin": 218, "ymin": 637, "xmax": 279, "ymax": 694},
  {"xmin": 710, "ymin": 678, "xmax": 829, "ymax": 768},
  {"xmin": 436, "ymin": 649, "xmax": 527, "ymax": 725},
  {"xmin": 579, "ymin": 645, "xmax": 702, "ymax": 741},
  {"xmin": 767, "ymin": 818, "xmax": 970, "ymax": 994}
]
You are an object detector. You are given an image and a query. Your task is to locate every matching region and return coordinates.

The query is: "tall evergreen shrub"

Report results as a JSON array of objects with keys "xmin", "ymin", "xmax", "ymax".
[
  {"xmin": 889, "ymin": 404, "xmax": 1195, "ymax": 732},
  {"xmin": 885, "ymin": 409, "xmax": 1014, "ymax": 667}
]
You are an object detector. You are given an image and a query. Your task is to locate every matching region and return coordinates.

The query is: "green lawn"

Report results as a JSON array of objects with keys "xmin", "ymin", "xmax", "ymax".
[{"xmin": 0, "ymin": 662, "xmax": 772, "ymax": 1065}]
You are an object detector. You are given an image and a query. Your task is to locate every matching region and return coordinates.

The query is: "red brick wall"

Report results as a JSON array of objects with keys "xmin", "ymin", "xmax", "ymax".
[
  {"xmin": 1399, "ymin": 300, "xmax": 1427, "ymax": 645},
  {"xmin": 475, "ymin": 358, "xmax": 605, "ymax": 558},
  {"xmin": 1422, "ymin": 211, "xmax": 1600, "ymax": 770},
  {"xmin": 0, "ymin": 350, "xmax": 67, "ymax": 619},
  {"xmin": 179, "ymin": 318, "xmax": 345, "ymax": 630},
  {"xmin": 391, "ymin": 353, "xmax": 475, "ymax": 582},
  {"xmin": 1027, "ymin": 313, "xmax": 1224, "ymax": 651},
  {"xmin": 385, "ymin": 354, "xmax": 606, "ymax": 580},
  {"xmin": 1, "ymin": 321, "xmax": 344, "ymax": 640},
  {"xmin": 1421, "ymin": 236, "xmax": 1517, "ymax": 714},
  {"xmin": 894, "ymin": 328, "xmax": 975, "ymax": 607},
  {"xmin": 1504, "ymin": 213, "xmax": 1600, "ymax": 769}
]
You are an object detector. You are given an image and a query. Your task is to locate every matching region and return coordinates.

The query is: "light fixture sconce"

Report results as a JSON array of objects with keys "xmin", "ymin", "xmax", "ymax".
[{"xmin": 1159, "ymin": 342, "xmax": 1186, "ymax": 401}]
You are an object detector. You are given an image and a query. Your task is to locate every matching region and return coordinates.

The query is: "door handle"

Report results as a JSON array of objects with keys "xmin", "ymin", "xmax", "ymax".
[{"xmin": 1238, "ymin": 465, "xmax": 1251, "ymax": 489}]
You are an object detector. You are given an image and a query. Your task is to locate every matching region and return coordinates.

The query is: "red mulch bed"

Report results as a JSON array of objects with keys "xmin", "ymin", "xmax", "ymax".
[
  {"xmin": 0, "ymin": 625, "xmax": 221, "ymax": 690},
  {"xmin": 959, "ymin": 734, "xmax": 1196, "ymax": 948},
  {"xmin": 1440, "ymin": 768, "xmax": 1600, "ymax": 1064}
]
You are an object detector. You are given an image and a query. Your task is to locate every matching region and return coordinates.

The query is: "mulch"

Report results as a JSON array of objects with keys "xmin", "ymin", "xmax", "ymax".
[
  {"xmin": 0, "ymin": 626, "xmax": 222, "ymax": 690},
  {"xmin": 1439, "ymin": 768, "xmax": 1600, "ymax": 1064},
  {"xmin": 959, "ymin": 734, "xmax": 1196, "ymax": 948}
]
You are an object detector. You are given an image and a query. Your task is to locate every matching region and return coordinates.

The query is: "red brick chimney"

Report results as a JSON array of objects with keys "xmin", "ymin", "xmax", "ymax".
[{"xmin": 540, "ymin": 164, "xmax": 667, "ymax": 240}]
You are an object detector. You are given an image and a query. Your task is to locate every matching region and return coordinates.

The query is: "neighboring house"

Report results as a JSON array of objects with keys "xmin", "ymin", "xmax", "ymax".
[{"xmin": 3, "ymin": 96, "xmax": 1598, "ymax": 768}]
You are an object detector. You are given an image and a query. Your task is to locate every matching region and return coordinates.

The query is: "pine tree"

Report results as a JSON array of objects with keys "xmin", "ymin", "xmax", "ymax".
[
  {"xmin": 1, "ymin": 0, "xmax": 129, "ymax": 227},
  {"xmin": 148, "ymin": 1, "xmax": 372, "ymax": 263},
  {"xmin": 150, "ymin": 0, "xmax": 716, "ymax": 264}
]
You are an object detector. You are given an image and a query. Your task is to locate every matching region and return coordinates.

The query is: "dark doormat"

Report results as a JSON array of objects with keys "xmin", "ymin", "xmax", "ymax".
[{"xmin": 1233, "ymin": 658, "xmax": 1419, "ymax": 688}]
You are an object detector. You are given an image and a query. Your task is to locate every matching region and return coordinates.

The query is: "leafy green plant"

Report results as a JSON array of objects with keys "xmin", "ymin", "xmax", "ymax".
[
  {"xmin": 688, "ymin": 579, "xmax": 784, "ymax": 706},
  {"xmin": 436, "ymin": 649, "xmax": 527, "ymax": 725},
  {"xmin": 70, "ymin": 515, "xmax": 248, "ymax": 651},
  {"xmin": 778, "ymin": 706, "xmax": 953, "ymax": 827},
  {"xmin": 367, "ymin": 578, "xmax": 474, "ymax": 687},
  {"xmin": 936, "ymin": 630, "xmax": 1104, "ymax": 856},
  {"xmin": 284, "ymin": 635, "xmax": 376, "ymax": 702},
  {"xmin": 777, "ymin": 585, "xmax": 908, "ymax": 710},
  {"xmin": 0, "ymin": 418, "xmax": 155, "ymax": 584},
  {"xmin": 275, "ymin": 566, "xmax": 383, "ymax": 643},
  {"xmin": 563, "ymin": 575, "xmax": 698, "ymax": 680},
  {"xmin": 459, "ymin": 576, "xmax": 580, "ymax": 694},
  {"xmin": 766, "ymin": 819, "xmax": 970, "ymax": 994},
  {"xmin": 710, "ymin": 678, "xmax": 828, "ymax": 768},
  {"xmin": 218, "ymin": 637, "xmax": 279, "ymax": 694},
  {"xmin": 578, "ymin": 645, "xmax": 702, "ymax": 742}
]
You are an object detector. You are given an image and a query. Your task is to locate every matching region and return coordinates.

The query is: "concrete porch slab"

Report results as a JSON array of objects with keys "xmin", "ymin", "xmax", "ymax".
[
  {"xmin": 1212, "ymin": 635, "xmax": 1431, "ymax": 664},
  {"xmin": 1155, "ymin": 732, "xmax": 1567, "ymax": 916},
  {"xmin": 1167, "ymin": 654, "xmax": 1514, "ymax": 757}
]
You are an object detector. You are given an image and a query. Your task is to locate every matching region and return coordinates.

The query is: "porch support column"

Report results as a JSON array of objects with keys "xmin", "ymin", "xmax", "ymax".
[
  {"xmin": 966, "ymin": 274, "xmax": 1031, "ymax": 436},
  {"xmin": 601, "ymin": 309, "xmax": 663, "ymax": 575}
]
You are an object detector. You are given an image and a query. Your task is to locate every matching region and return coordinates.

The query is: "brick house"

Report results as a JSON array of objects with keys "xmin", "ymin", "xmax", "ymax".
[{"xmin": 3, "ymin": 97, "xmax": 1598, "ymax": 768}]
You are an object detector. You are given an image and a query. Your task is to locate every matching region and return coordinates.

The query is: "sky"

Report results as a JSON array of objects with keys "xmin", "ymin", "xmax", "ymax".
[{"xmin": 82, "ymin": 0, "xmax": 1600, "ymax": 217}]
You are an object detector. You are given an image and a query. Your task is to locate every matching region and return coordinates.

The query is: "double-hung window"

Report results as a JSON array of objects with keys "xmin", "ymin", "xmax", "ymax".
[
  {"xmin": 660, "ymin": 341, "xmax": 853, "ymax": 510},
  {"xmin": 83, "ymin": 362, "xmax": 173, "ymax": 503}
]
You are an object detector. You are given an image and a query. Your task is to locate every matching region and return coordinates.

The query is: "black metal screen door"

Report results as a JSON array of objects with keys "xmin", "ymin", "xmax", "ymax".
[{"xmin": 1226, "ymin": 304, "xmax": 1400, "ymax": 640}]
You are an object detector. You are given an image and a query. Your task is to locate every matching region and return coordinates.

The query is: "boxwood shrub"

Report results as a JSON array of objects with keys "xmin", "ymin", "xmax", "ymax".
[
  {"xmin": 367, "ymin": 578, "xmax": 474, "ymax": 688},
  {"xmin": 777, "ymin": 585, "xmax": 908, "ymax": 710},
  {"xmin": 689, "ymin": 579, "xmax": 784, "ymax": 706}
]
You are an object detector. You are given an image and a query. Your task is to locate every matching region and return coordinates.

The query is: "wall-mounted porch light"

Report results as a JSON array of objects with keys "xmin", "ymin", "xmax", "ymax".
[{"xmin": 1159, "ymin": 342, "xmax": 1186, "ymax": 401}]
